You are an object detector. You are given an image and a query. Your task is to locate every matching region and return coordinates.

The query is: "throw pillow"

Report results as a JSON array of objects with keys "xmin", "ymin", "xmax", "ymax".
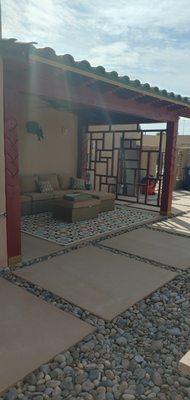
[
  {"xmin": 38, "ymin": 174, "xmax": 60, "ymax": 190},
  {"xmin": 58, "ymin": 173, "xmax": 71, "ymax": 190},
  {"xmin": 38, "ymin": 180, "xmax": 54, "ymax": 193},
  {"xmin": 70, "ymin": 177, "xmax": 85, "ymax": 190}
]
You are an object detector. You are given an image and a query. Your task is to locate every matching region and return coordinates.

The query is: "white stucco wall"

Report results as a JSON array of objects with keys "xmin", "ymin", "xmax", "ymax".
[{"xmin": 0, "ymin": 57, "xmax": 7, "ymax": 267}]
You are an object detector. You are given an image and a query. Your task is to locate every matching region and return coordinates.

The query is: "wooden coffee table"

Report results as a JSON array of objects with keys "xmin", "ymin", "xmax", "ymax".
[{"xmin": 53, "ymin": 193, "xmax": 100, "ymax": 222}]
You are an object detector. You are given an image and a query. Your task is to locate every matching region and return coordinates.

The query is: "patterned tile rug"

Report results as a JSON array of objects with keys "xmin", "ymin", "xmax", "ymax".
[{"xmin": 21, "ymin": 207, "xmax": 158, "ymax": 247}]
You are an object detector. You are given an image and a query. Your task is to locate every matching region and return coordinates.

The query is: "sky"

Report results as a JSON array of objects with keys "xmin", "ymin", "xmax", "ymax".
[{"xmin": 2, "ymin": 0, "xmax": 190, "ymax": 134}]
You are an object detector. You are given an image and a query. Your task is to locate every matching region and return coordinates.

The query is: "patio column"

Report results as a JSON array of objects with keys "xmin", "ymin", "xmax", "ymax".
[
  {"xmin": 160, "ymin": 120, "xmax": 178, "ymax": 215},
  {"xmin": 4, "ymin": 87, "xmax": 21, "ymax": 265},
  {"xmin": 0, "ymin": 57, "xmax": 7, "ymax": 267},
  {"xmin": 77, "ymin": 118, "xmax": 88, "ymax": 178}
]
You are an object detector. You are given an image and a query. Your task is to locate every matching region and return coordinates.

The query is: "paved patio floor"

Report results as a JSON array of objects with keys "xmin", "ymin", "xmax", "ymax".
[
  {"xmin": 2, "ymin": 190, "xmax": 190, "ymax": 397},
  {"xmin": 22, "ymin": 233, "xmax": 63, "ymax": 261},
  {"xmin": 21, "ymin": 207, "xmax": 158, "ymax": 247},
  {"xmin": 15, "ymin": 246, "xmax": 176, "ymax": 320},
  {"xmin": 152, "ymin": 212, "xmax": 190, "ymax": 236},
  {"xmin": 0, "ymin": 278, "xmax": 93, "ymax": 394},
  {"xmin": 172, "ymin": 190, "xmax": 190, "ymax": 213},
  {"xmin": 101, "ymin": 228, "xmax": 190, "ymax": 269}
]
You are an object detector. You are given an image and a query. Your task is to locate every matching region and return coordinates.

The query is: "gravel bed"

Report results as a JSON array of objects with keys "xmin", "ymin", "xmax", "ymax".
[{"xmin": 1, "ymin": 269, "xmax": 190, "ymax": 400}]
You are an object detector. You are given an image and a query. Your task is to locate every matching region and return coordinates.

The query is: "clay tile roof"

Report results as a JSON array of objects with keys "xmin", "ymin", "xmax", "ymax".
[{"xmin": 1, "ymin": 38, "xmax": 190, "ymax": 107}]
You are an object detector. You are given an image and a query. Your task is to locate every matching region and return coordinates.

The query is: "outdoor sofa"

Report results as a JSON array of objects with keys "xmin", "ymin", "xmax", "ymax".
[{"xmin": 20, "ymin": 173, "xmax": 115, "ymax": 215}]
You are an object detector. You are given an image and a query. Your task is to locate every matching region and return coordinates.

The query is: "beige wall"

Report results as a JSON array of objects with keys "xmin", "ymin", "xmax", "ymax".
[
  {"xmin": 17, "ymin": 94, "xmax": 78, "ymax": 176},
  {"xmin": 177, "ymin": 135, "xmax": 190, "ymax": 147},
  {"xmin": 143, "ymin": 134, "xmax": 190, "ymax": 149},
  {"xmin": 142, "ymin": 134, "xmax": 166, "ymax": 149},
  {"xmin": 176, "ymin": 148, "xmax": 190, "ymax": 181},
  {"xmin": 142, "ymin": 134, "xmax": 190, "ymax": 187},
  {"xmin": 0, "ymin": 58, "xmax": 7, "ymax": 267}
]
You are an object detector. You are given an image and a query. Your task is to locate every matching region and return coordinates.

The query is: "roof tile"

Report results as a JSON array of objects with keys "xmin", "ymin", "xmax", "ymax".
[{"xmin": 0, "ymin": 38, "xmax": 189, "ymax": 106}]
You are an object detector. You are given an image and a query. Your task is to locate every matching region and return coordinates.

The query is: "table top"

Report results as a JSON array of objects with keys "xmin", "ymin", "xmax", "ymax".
[
  {"xmin": 53, "ymin": 196, "xmax": 100, "ymax": 209},
  {"xmin": 63, "ymin": 193, "xmax": 93, "ymax": 202}
]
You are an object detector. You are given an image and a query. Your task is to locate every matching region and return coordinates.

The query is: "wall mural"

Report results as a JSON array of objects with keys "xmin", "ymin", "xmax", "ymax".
[{"xmin": 26, "ymin": 121, "xmax": 44, "ymax": 141}]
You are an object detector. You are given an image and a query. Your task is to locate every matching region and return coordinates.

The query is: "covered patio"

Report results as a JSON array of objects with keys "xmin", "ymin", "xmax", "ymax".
[
  {"xmin": 1, "ymin": 39, "xmax": 190, "ymax": 266},
  {"xmin": 0, "ymin": 38, "xmax": 190, "ymax": 397}
]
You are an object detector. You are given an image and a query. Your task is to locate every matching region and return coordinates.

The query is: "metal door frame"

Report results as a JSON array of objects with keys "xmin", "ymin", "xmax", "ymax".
[
  {"xmin": 85, "ymin": 126, "xmax": 165, "ymax": 208},
  {"xmin": 117, "ymin": 129, "xmax": 165, "ymax": 207}
]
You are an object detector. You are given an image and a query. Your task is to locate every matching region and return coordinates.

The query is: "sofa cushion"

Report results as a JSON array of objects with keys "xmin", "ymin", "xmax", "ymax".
[
  {"xmin": 38, "ymin": 180, "xmax": 54, "ymax": 193},
  {"xmin": 58, "ymin": 174, "xmax": 71, "ymax": 190},
  {"xmin": 20, "ymin": 175, "xmax": 38, "ymax": 194},
  {"xmin": 87, "ymin": 191, "xmax": 116, "ymax": 200},
  {"xmin": 38, "ymin": 174, "xmax": 60, "ymax": 190},
  {"xmin": 21, "ymin": 194, "xmax": 32, "ymax": 203},
  {"xmin": 27, "ymin": 190, "xmax": 65, "ymax": 201},
  {"xmin": 53, "ymin": 190, "xmax": 65, "ymax": 198},
  {"xmin": 26, "ymin": 192, "xmax": 58, "ymax": 201},
  {"xmin": 70, "ymin": 177, "xmax": 85, "ymax": 190}
]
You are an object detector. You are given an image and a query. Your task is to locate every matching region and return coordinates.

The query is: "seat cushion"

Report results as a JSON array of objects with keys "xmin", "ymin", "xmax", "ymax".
[
  {"xmin": 25, "ymin": 192, "xmax": 59, "ymax": 201},
  {"xmin": 53, "ymin": 190, "xmax": 65, "ymax": 198},
  {"xmin": 58, "ymin": 174, "xmax": 71, "ymax": 190},
  {"xmin": 21, "ymin": 195, "xmax": 32, "ymax": 203},
  {"xmin": 20, "ymin": 175, "xmax": 38, "ymax": 194},
  {"xmin": 38, "ymin": 174, "xmax": 60, "ymax": 190},
  {"xmin": 87, "ymin": 191, "xmax": 116, "ymax": 200}
]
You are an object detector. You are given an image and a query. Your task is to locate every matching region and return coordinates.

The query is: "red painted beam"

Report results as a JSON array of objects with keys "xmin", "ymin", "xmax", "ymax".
[
  {"xmin": 160, "ymin": 121, "xmax": 178, "ymax": 215},
  {"xmin": 4, "ymin": 88, "xmax": 21, "ymax": 265},
  {"xmin": 5, "ymin": 64, "xmax": 180, "ymax": 122}
]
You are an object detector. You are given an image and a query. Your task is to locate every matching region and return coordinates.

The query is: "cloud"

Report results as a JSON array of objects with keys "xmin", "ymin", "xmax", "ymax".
[{"xmin": 88, "ymin": 42, "xmax": 140, "ymax": 70}]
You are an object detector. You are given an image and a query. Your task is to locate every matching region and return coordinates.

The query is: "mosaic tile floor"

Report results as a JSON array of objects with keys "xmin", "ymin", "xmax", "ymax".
[{"xmin": 21, "ymin": 207, "xmax": 158, "ymax": 246}]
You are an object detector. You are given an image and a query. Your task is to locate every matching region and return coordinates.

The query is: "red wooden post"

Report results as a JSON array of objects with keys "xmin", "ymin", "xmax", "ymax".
[
  {"xmin": 160, "ymin": 120, "xmax": 178, "ymax": 215},
  {"xmin": 77, "ymin": 119, "xmax": 88, "ymax": 179},
  {"xmin": 4, "ymin": 88, "xmax": 21, "ymax": 265}
]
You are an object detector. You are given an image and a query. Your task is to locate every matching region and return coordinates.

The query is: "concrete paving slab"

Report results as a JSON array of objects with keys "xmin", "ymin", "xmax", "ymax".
[
  {"xmin": 152, "ymin": 213, "xmax": 190, "ymax": 236},
  {"xmin": 172, "ymin": 191, "xmax": 190, "ymax": 209},
  {"xmin": 172, "ymin": 205, "xmax": 189, "ymax": 215},
  {"xmin": 128, "ymin": 204, "xmax": 160, "ymax": 212},
  {"xmin": 15, "ymin": 247, "xmax": 176, "ymax": 321},
  {"xmin": 116, "ymin": 201, "xmax": 160, "ymax": 213},
  {"xmin": 0, "ymin": 278, "xmax": 93, "ymax": 394},
  {"xmin": 102, "ymin": 228, "xmax": 190, "ymax": 270},
  {"xmin": 179, "ymin": 350, "xmax": 190, "ymax": 375},
  {"xmin": 22, "ymin": 233, "xmax": 62, "ymax": 261}
]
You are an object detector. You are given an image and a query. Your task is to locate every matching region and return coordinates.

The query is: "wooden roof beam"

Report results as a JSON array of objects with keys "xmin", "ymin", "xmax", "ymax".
[
  {"xmin": 167, "ymin": 104, "xmax": 187, "ymax": 111},
  {"xmin": 136, "ymin": 95, "xmax": 156, "ymax": 104},
  {"xmin": 153, "ymin": 100, "xmax": 170, "ymax": 108},
  {"xmin": 6, "ymin": 66, "xmax": 180, "ymax": 122}
]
